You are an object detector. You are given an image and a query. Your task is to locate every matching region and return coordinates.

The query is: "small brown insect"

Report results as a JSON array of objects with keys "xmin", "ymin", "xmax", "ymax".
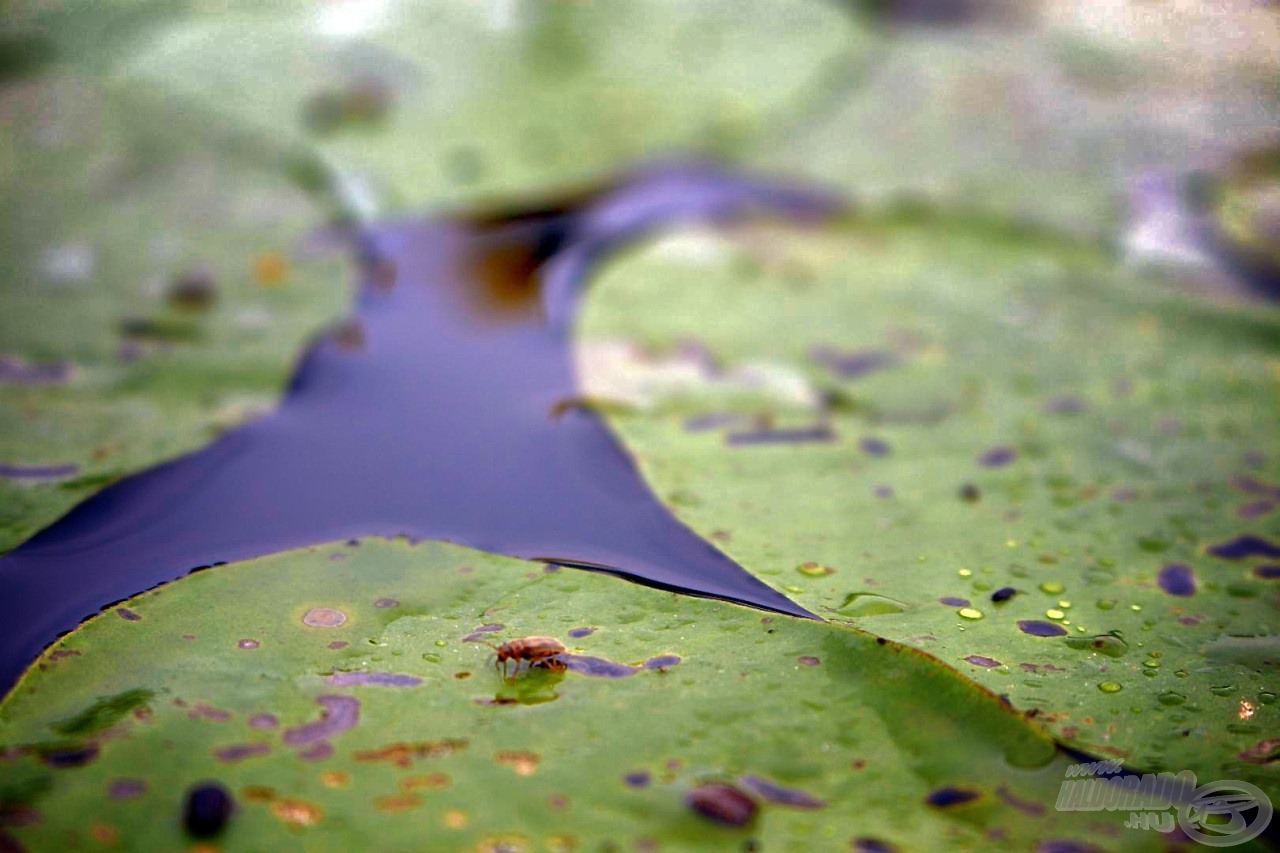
[{"xmin": 485, "ymin": 636, "xmax": 566, "ymax": 676}]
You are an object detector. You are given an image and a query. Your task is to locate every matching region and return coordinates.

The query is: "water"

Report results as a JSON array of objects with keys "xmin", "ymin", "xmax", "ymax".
[{"xmin": 0, "ymin": 160, "xmax": 844, "ymax": 697}]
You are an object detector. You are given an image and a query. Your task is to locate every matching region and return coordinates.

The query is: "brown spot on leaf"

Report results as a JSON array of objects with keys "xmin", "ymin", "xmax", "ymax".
[
  {"xmin": 302, "ymin": 608, "xmax": 347, "ymax": 628},
  {"xmin": 496, "ymin": 750, "xmax": 540, "ymax": 776},
  {"xmin": 375, "ymin": 794, "xmax": 422, "ymax": 813},
  {"xmin": 686, "ymin": 783, "xmax": 758, "ymax": 828},
  {"xmin": 269, "ymin": 799, "xmax": 323, "ymax": 828},
  {"xmin": 214, "ymin": 743, "xmax": 270, "ymax": 763},
  {"xmin": 353, "ymin": 739, "xmax": 469, "ymax": 768}
]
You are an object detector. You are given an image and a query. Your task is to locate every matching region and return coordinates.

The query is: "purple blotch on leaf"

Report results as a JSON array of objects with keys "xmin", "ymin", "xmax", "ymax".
[
  {"xmin": 727, "ymin": 424, "xmax": 836, "ymax": 447},
  {"xmin": 939, "ymin": 597, "xmax": 970, "ymax": 608},
  {"xmin": 926, "ymin": 787, "xmax": 981, "ymax": 807},
  {"xmin": 1252, "ymin": 565, "xmax": 1280, "ymax": 580},
  {"xmin": 326, "ymin": 672, "xmax": 422, "ymax": 688},
  {"xmin": 283, "ymin": 695, "xmax": 360, "ymax": 746},
  {"xmin": 642, "ymin": 655, "xmax": 681, "ymax": 670},
  {"xmin": 978, "ymin": 447, "xmax": 1017, "ymax": 468},
  {"xmin": 1018, "ymin": 620, "xmax": 1067, "ymax": 638},
  {"xmin": 1207, "ymin": 535, "xmax": 1280, "ymax": 560},
  {"xmin": 964, "ymin": 655, "xmax": 1001, "ymax": 668},
  {"xmin": 739, "ymin": 775, "xmax": 826, "ymax": 809},
  {"xmin": 1157, "ymin": 564, "xmax": 1196, "ymax": 597}
]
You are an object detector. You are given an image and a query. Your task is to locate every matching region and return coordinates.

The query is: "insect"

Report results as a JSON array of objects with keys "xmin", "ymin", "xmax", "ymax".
[{"xmin": 484, "ymin": 636, "xmax": 567, "ymax": 677}]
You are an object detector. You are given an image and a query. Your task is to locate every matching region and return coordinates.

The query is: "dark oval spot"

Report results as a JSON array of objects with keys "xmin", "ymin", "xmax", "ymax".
[
  {"xmin": 1252, "ymin": 565, "xmax": 1280, "ymax": 580},
  {"xmin": 40, "ymin": 745, "xmax": 99, "ymax": 768},
  {"xmin": 184, "ymin": 782, "xmax": 234, "ymax": 838},
  {"xmin": 1018, "ymin": 620, "xmax": 1067, "ymax": 638},
  {"xmin": 978, "ymin": 446, "xmax": 1017, "ymax": 468},
  {"xmin": 926, "ymin": 787, "xmax": 981, "ymax": 807},
  {"xmin": 686, "ymin": 783, "xmax": 758, "ymax": 828},
  {"xmin": 990, "ymin": 587, "xmax": 1018, "ymax": 604},
  {"xmin": 796, "ymin": 656, "xmax": 820, "ymax": 667},
  {"xmin": 964, "ymin": 655, "xmax": 1001, "ymax": 668},
  {"xmin": 1157, "ymin": 564, "xmax": 1196, "ymax": 597},
  {"xmin": 1208, "ymin": 535, "xmax": 1280, "ymax": 560},
  {"xmin": 568, "ymin": 627, "xmax": 596, "ymax": 639},
  {"xmin": 958, "ymin": 483, "xmax": 981, "ymax": 503},
  {"xmin": 939, "ymin": 597, "xmax": 970, "ymax": 608},
  {"xmin": 557, "ymin": 654, "xmax": 636, "ymax": 679},
  {"xmin": 642, "ymin": 655, "xmax": 681, "ymax": 670},
  {"xmin": 624, "ymin": 771, "xmax": 651, "ymax": 789},
  {"xmin": 859, "ymin": 437, "xmax": 891, "ymax": 457}
]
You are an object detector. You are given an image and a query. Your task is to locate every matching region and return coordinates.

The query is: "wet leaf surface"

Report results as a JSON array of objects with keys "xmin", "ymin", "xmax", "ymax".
[
  {"xmin": 2, "ymin": 539, "xmax": 1143, "ymax": 849},
  {"xmin": 578, "ymin": 218, "xmax": 1280, "ymax": 794}
]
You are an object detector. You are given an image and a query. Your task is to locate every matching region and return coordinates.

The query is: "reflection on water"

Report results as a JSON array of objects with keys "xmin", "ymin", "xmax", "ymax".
[{"xmin": 0, "ymin": 159, "xmax": 845, "ymax": 697}]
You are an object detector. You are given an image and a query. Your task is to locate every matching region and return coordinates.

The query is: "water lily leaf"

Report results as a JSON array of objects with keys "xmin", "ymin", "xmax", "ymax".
[
  {"xmin": 578, "ymin": 219, "xmax": 1280, "ymax": 793},
  {"xmin": 113, "ymin": 0, "xmax": 867, "ymax": 212},
  {"xmin": 0, "ymin": 73, "xmax": 348, "ymax": 553},
  {"xmin": 2, "ymin": 538, "xmax": 1149, "ymax": 850}
]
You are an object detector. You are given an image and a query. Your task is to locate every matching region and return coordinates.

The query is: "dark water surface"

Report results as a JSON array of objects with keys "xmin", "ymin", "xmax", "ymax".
[{"xmin": 0, "ymin": 160, "xmax": 843, "ymax": 697}]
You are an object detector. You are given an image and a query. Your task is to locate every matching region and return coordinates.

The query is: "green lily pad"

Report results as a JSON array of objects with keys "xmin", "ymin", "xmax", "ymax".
[
  {"xmin": 2, "ymin": 538, "xmax": 1156, "ymax": 850},
  {"xmin": 577, "ymin": 217, "xmax": 1280, "ymax": 793},
  {"xmin": 0, "ymin": 72, "xmax": 348, "ymax": 553}
]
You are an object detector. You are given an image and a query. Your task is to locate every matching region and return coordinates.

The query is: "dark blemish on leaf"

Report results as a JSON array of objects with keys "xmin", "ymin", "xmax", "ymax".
[
  {"xmin": 474, "ymin": 697, "xmax": 519, "ymax": 707},
  {"xmin": 797, "ymin": 656, "xmax": 820, "ymax": 666},
  {"xmin": 40, "ymin": 744, "xmax": 99, "ymax": 768},
  {"xmin": 353, "ymin": 739, "xmax": 468, "ymax": 768},
  {"xmin": 283, "ymin": 695, "xmax": 360, "ymax": 746},
  {"xmin": 1044, "ymin": 395, "xmax": 1087, "ymax": 415},
  {"xmin": 726, "ymin": 424, "xmax": 836, "ymax": 447},
  {"xmin": 1157, "ymin": 564, "xmax": 1197, "ymax": 597},
  {"xmin": 213, "ymin": 743, "xmax": 270, "ymax": 763},
  {"xmin": 1237, "ymin": 739, "xmax": 1280, "ymax": 764},
  {"xmin": 1238, "ymin": 501, "xmax": 1276, "ymax": 519},
  {"xmin": 167, "ymin": 270, "xmax": 218, "ymax": 311},
  {"xmin": 454, "ymin": 672, "xmax": 471, "ymax": 680},
  {"xmin": 925, "ymin": 787, "xmax": 980, "ymax": 807},
  {"xmin": 1018, "ymin": 620, "xmax": 1068, "ymax": 638},
  {"xmin": 0, "ymin": 356, "xmax": 74, "ymax": 386},
  {"xmin": 1232, "ymin": 475, "xmax": 1280, "ymax": 501},
  {"xmin": 298, "ymin": 741, "xmax": 334, "ymax": 762},
  {"xmin": 859, "ymin": 437, "xmax": 891, "ymax": 457},
  {"xmin": 1178, "ymin": 616, "xmax": 1202, "ymax": 627},
  {"xmin": 643, "ymin": 655, "xmax": 681, "ymax": 670},
  {"xmin": 332, "ymin": 320, "xmax": 366, "ymax": 352},
  {"xmin": 108, "ymin": 779, "xmax": 147, "ymax": 801},
  {"xmin": 1208, "ymin": 535, "xmax": 1280, "ymax": 560},
  {"xmin": 683, "ymin": 413, "xmax": 749, "ymax": 432},
  {"xmin": 809, "ymin": 346, "xmax": 897, "ymax": 380},
  {"xmin": 1064, "ymin": 634, "xmax": 1128, "ymax": 658},
  {"xmin": 326, "ymin": 672, "xmax": 422, "ymax": 688},
  {"xmin": 625, "ymin": 771, "xmax": 651, "ymax": 789},
  {"xmin": 557, "ymin": 654, "xmax": 637, "ymax": 679},
  {"xmin": 739, "ymin": 775, "xmax": 826, "ymax": 809},
  {"xmin": 237, "ymin": 639, "xmax": 259, "ymax": 650},
  {"xmin": 997, "ymin": 785, "xmax": 1045, "ymax": 816},
  {"xmin": 1252, "ymin": 565, "xmax": 1280, "ymax": 579},
  {"xmin": 958, "ymin": 483, "xmax": 981, "ymax": 503},
  {"xmin": 302, "ymin": 608, "xmax": 347, "ymax": 628},
  {"xmin": 568, "ymin": 627, "xmax": 596, "ymax": 639},
  {"xmin": 939, "ymin": 597, "xmax": 970, "ymax": 608},
  {"xmin": 373, "ymin": 598, "xmax": 399, "ymax": 608},
  {"xmin": 686, "ymin": 783, "xmax": 758, "ymax": 828},
  {"xmin": 978, "ymin": 447, "xmax": 1017, "ymax": 468},
  {"xmin": 248, "ymin": 714, "xmax": 278, "ymax": 730},
  {"xmin": 852, "ymin": 839, "xmax": 898, "ymax": 853},
  {"xmin": 873, "ymin": 485, "xmax": 894, "ymax": 499},
  {"xmin": 964, "ymin": 656, "xmax": 1001, "ymax": 668},
  {"xmin": 462, "ymin": 624, "xmax": 505, "ymax": 642},
  {"xmin": 0, "ymin": 463, "xmax": 79, "ymax": 481},
  {"xmin": 328, "ymin": 641, "xmax": 348, "ymax": 650},
  {"xmin": 188, "ymin": 704, "xmax": 232, "ymax": 723},
  {"xmin": 991, "ymin": 587, "xmax": 1018, "ymax": 604},
  {"xmin": 184, "ymin": 783, "xmax": 234, "ymax": 838},
  {"xmin": 876, "ymin": 637, "xmax": 888, "ymax": 646}
]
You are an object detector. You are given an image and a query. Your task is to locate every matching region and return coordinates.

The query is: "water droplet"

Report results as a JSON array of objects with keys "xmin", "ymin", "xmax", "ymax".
[
  {"xmin": 837, "ymin": 592, "xmax": 907, "ymax": 616},
  {"xmin": 1046, "ymin": 609, "xmax": 1065, "ymax": 620},
  {"xmin": 1096, "ymin": 599, "xmax": 1116, "ymax": 611},
  {"xmin": 1057, "ymin": 600, "xmax": 1072, "ymax": 609},
  {"xmin": 1098, "ymin": 682, "xmax": 1123, "ymax": 693},
  {"xmin": 1130, "ymin": 604, "xmax": 1142, "ymax": 612},
  {"xmin": 1210, "ymin": 685, "xmax": 1238, "ymax": 697},
  {"xmin": 1039, "ymin": 582, "xmax": 1065, "ymax": 595},
  {"xmin": 797, "ymin": 562, "xmax": 835, "ymax": 577},
  {"xmin": 958, "ymin": 608, "xmax": 984, "ymax": 620},
  {"xmin": 958, "ymin": 568, "xmax": 973, "ymax": 578},
  {"xmin": 972, "ymin": 581, "xmax": 993, "ymax": 592},
  {"xmin": 1143, "ymin": 659, "xmax": 1159, "ymax": 668},
  {"xmin": 1065, "ymin": 633, "xmax": 1128, "ymax": 658},
  {"xmin": 422, "ymin": 653, "xmax": 441, "ymax": 663},
  {"xmin": 1174, "ymin": 670, "xmax": 1188, "ymax": 678},
  {"xmin": 1158, "ymin": 691, "xmax": 1186, "ymax": 706},
  {"xmin": 434, "ymin": 640, "xmax": 448, "ymax": 647},
  {"xmin": 1259, "ymin": 692, "xmax": 1277, "ymax": 705}
]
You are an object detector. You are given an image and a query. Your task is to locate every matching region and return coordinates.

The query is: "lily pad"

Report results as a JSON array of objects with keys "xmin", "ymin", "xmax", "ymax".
[
  {"xmin": 578, "ymin": 218, "xmax": 1280, "ymax": 793},
  {"xmin": 2, "ymin": 538, "xmax": 1148, "ymax": 850}
]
